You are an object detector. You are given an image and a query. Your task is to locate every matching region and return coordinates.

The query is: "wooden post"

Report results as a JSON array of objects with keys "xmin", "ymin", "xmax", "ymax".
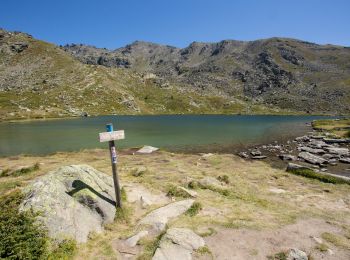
[{"xmin": 99, "ymin": 123, "xmax": 125, "ymax": 208}]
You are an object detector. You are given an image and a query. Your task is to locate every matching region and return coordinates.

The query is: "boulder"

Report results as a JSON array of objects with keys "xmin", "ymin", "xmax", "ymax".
[
  {"xmin": 199, "ymin": 176, "xmax": 223, "ymax": 188},
  {"xmin": 138, "ymin": 199, "xmax": 194, "ymax": 232},
  {"xmin": 250, "ymin": 150, "xmax": 262, "ymax": 156},
  {"xmin": 325, "ymin": 147, "xmax": 349, "ymax": 156},
  {"xmin": 152, "ymin": 228, "xmax": 205, "ymax": 260},
  {"xmin": 286, "ymin": 163, "xmax": 312, "ymax": 172},
  {"xmin": 279, "ymin": 154, "xmax": 296, "ymax": 161},
  {"xmin": 298, "ymin": 152, "xmax": 327, "ymax": 165},
  {"xmin": 125, "ymin": 230, "xmax": 149, "ymax": 247},
  {"xmin": 300, "ymin": 146, "xmax": 325, "ymax": 154},
  {"xmin": 251, "ymin": 155, "xmax": 267, "ymax": 160},
  {"xmin": 20, "ymin": 165, "xmax": 116, "ymax": 243},
  {"xmin": 324, "ymin": 138, "xmax": 350, "ymax": 144},
  {"xmin": 178, "ymin": 186, "xmax": 198, "ymax": 198},
  {"xmin": 340, "ymin": 158, "xmax": 350, "ymax": 164},
  {"xmin": 137, "ymin": 146, "xmax": 159, "ymax": 154},
  {"xmin": 295, "ymin": 136, "xmax": 310, "ymax": 142},
  {"xmin": 286, "ymin": 248, "xmax": 308, "ymax": 260},
  {"xmin": 238, "ymin": 152, "xmax": 249, "ymax": 159}
]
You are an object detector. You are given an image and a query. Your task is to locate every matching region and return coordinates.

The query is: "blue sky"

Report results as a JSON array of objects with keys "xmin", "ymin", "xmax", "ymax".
[{"xmin": 1, "ymin": 0, "xmax": 349, "ymax": 49}]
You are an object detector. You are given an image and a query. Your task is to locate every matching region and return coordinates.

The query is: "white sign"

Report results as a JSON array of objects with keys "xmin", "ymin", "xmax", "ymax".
[{"xmin": 99, "ymin": 130, "xmax": 125, "ymax": 142}]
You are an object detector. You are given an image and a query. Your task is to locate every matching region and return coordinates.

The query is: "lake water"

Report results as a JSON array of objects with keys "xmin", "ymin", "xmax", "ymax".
[{"xmin": 0, "ymin": 115, "xmax": 328, "ymax": 156}]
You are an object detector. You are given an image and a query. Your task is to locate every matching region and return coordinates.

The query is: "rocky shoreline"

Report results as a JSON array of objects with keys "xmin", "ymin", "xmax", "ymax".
[{"xmin": 238, "ymin": 122, "xmax": 350, "ymax": 178}]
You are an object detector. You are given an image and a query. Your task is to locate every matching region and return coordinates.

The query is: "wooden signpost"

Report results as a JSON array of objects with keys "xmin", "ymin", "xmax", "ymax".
[{"xmin": 99, "ymin": 123, "xmax": 125, "ymax": 208}]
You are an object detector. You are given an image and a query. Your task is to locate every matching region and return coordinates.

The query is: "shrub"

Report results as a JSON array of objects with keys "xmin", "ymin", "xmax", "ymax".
[
  {"xmin": 288, "ymin": 168, "xmax": 350, "ymax": 185},
  {"xmin": 166, "ymin": 184, "xmax": 191, "ymax": 198},
  {"xmin": 0, "ymin": 191, "xmax": 49, "ymax": 259},
  {"xmin": 217, "ymin": 175, "xmax": 230, "ymax": 184},
  {"xmin": 186, "ymin": 202, "xmax": 202, "ymax": 216}
]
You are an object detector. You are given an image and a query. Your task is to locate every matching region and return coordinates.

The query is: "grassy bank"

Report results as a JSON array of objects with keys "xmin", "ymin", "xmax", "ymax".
[
  {"xmin": 312, "ymin": 118, "xmax": 350, "ymax": 138},
  {"xmin": 0, "ymin": 149, "xmax": 349, "ymax": 259}
]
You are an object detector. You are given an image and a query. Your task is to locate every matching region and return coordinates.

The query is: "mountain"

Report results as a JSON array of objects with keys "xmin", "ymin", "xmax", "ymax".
[
  {"xmin": 0, "ymin": 28, "xmax": 349, "ymax": 121},
  {"xmin": 64, "ymin": 38, "xmax": 350, "ymax": 114}
]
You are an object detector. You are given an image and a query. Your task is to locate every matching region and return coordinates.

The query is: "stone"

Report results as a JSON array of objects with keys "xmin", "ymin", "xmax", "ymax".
[
  {"xmin": 81, "ymin": 111, "xmax": 89, "ymax": 117},
  {"xmin": 286, "ymin": 163, "xmax": 312, "ymax": 172},
  {"xmin": 279, "ymin": 154, "xmax": 296, "ymax": 161},
  {"xmin": 324, "ymin": 138, "xmax": 350, "ymax": 144},
  {"xmin": 199, "ymin": 176, "xmax": 223, "ymax": 188},
  {"xmin": 238, "ymin": 152, "xmax": 249, "ymax": 159},
  {"xmin": 178, "ymin": 186, "xmax": 197, "ymax": 198},
  {"xmin": 250, "ymin": 150, "xmax": 262, "ymax": 156},
  {"xmin": 339, "ymin": 158, "xmax": 350, "ymax": 164},
  {"xmin": 325, "ymin": 147, "xmax": 349, "ymax": 156},
  {"xmin": 300, "ymin": 146, "xmax": 325, "ymax": 154},
  {"xmin": 152, "ymin": 228, "xmax": 205, "ymax": 260},
  {"xmin": 125, "ymin": 231, "xmax": 149, "ymax": 247},
  {"xmin": 269, "ymin": 188, "xmax": 286, "ymax": 194},
  {"xmin": 20, "ymin": 165, "xmax": 116, "ymax": 243},
  {"xmin": 139, "ymin": 199, "xmax": 194, "ymax": 232},
  {"xmin": 295, "ymin": 136, "xmax": 310, "ymax": 142},
  {"xmin": 286, "ymin": 248, "xmax": 308, "ymax": 260},
  {"xmin": 322, "ymin": 153, "xmax": 339, "ymax": 160},
  {"xmin": 137, "ymin": 145, "xmax": 159, "ymax": 154},
  {"xmin": 123, "ymin": 183, "xmax": 169, "ymax": 207},
  {"xmin": 251, "ymin": 155, "xmax": 267, "ymax": 159},
  {"xmin": 298, "ymin": 152, "xmax": 327, "ymax": 165}
]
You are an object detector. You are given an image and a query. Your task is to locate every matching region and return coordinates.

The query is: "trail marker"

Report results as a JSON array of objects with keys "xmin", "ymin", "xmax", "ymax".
[{"xmin": 99, "ymin": 123, "xmax": 124, "ymax": 208}]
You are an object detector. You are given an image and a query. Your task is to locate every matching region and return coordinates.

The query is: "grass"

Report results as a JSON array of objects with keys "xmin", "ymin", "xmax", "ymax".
[
  {"xmin": 267, "ymin": 252, "xmax": 287, "ymax": 260},
  {"xmin": 321, "ymin": 232, "xmax": 350, "ymax": 250},
  {"xmin": 115, "ymin": 205, "xmax": 133, "ymax": 224},
  {"xmin": 166, "ymin": 184, "xmax": 191, "ymax": 198},
  {"xmin": 0, "ymin": 163, "xmax": 39, "ymax": 178},
  {"xmin": 287, "ymin": 168, "xmax": 350, "ymax": 185},
  {"xmin": 185, "ymin": 202, "xmax": 203, "ymax": 216},
  {"xmin": 312, "ymin": 119, "xmax": 350, "ymax": 138},
  {"xmin": 137, "ymin": 231, "xmax": 166, "ymax": 260}
]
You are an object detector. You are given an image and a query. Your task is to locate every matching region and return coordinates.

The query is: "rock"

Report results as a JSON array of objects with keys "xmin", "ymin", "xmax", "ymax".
[
  {"xmin": 81, "ymin": 111, "xmax": 89, "ymax": 117},
  {"xmin": 300, "ymin": 146, "xmax": 325, "ymax": 154},
  {"xmin": 125, "ymin": 230, "xmax": 149, "ymax": 247},
  {"xmin": 201, "ymin": 153, "xmax": 214, "ymax": 158},
  {"xmin": 238, "ymin": 152, "xmax": 249, "ymax": 159},
  {"xmin": 286, "ymin": 248, "xmax": 308, "ymax": 260},
  {"xmin": 295, "ymin": 136, "xmax": 310, "ymax": 142},
  {"xmin": 339, "ymin": 158, "xmax": 350, "ymax": 164},
  {"xmin": 20, "ymin": 165, "xmax": 116, "ymax": 243},
  {"xmin": 309, "ymin": 135, "xmax": 325, "ymax": 140},
  {"xmin": 123, "ymin": 183, "xmax": 169, "ymax": 207},
  {"xmin": 311, "ymin": 236, "xmax": 323, "ymax": 244},
  {"xmin": 199, "ymin": 176, "xmax": 223, "ymax": 188},
  {"xmin": 324, "ymin": 138, "xmax": 350, "ymax": 144},
  {"xmin": 137, "ymin": 146, "xmax": 159, "ymax": 154},
  {"xmin": 152, "ymin": 228, "xmax": 205, "ymax": 260},
  {"xmin": 139, "ymin": 199, "xmax": 194, "ymax": 232},
  {"xmin": 286, "ymin": 163, "xmax": 312, "ymax": 172},
  {"xmin": 250, "ymin": 150, "xmax": 262, "ymax": 156},
  {"xmin": 178, "ymin": 186, "xmax": 197, "ymax": 198},
  {"xmin": 132, "ymin": 166, "xmax": 148, "ymax": 176},
  {"xmin": 269, "ymin": 188, "xmax": 286, "ymax": 194},
  {"xmin": 279, "ymin": 154, "xmax": 296, "ymax": 161},
  {"xmin": 10, "ymin": 42, "xmax": 28, "ymax": 53},
  {"xmin": 298, "ymin": 152, "xmax": 327, "ymax": 165},
  {"xmin": 140, "ymin": 196, "xmax": 152, "ymax": 208},
  {"xmin": 325, "ymin": 147, "xmax": 349, "ymax": 156},
  {"xmin": 322, "ymin": 153, "xmax": 339, "ymax": 160},
  {"xmin": 251, "ymin": 155, "xmax": 267, "ymax": 159}
]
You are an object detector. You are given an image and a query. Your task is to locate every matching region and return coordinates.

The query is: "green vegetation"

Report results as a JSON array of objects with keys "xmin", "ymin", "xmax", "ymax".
[
  {"xmin": 315, "ymin": 243, "xmax": 329, "ymax": 252},
  {"xmin": 137, "ymin": 231, "xmax": 166, "ymax": 260},
  {"xmin": 267, "ymin": 252, "xmax": 287, "ymax": 260},
  {"xmin": 0, "ymin": 191, "xmax": 76, "ymax": 260},
  {"xmin": 0, "ymin": 163, "xmax": 39, "ymax": 178},
  {"xmin": 195, "ymin": 246, "xmax": 212, "ymax": 256},
  {"xmin": 217, "ymin": 174, "xmax": 230, "ymax": 184},
  {"xmin": 288, "ymin": 168, "xmax": 350, "ymax": 185},
  {"xmin": 312, "ymin": 119, "xmax": 350, "ymax": 138},
  {"xmin": 185, "ymin": 202, "xmax": 203, "ymax": 216},
  {"xmin": 115, "ymin": 205, "xmax": 133, "ymax": 224},
  {"xmin": 166, "ymin": 184, "xmax": 191, "ymax": 198},
  {"xmin": 321, "ymin": 232, "xmax": 350, "ymax": 250}
]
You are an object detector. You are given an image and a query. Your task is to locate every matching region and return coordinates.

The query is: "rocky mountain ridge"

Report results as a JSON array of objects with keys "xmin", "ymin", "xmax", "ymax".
[{"xmin": 63, "ymin": 37, "xmax": 350, "ymax": 114}]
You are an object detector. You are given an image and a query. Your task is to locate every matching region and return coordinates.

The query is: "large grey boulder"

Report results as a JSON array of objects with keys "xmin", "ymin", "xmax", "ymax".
[
  {"xmin": 139, "ymin": 199, "xmax": 194, "ymax": 232},
  {"xmin": 286, "ymin": 248, "xmax": 308, "ymax": 260},
  {"xmin": 298, "ymin": 152, "xmax": 327, "ymax": 165},
  {"xmin": 20, "ymin": 165, "xmax": 116, "ymax": 243},
  {"xmin": 152, "ymin": 228, "xmax": 205, "ymax": 260},
  {"xmin": 325, "ymin": 147, "xmax": 349, "ymax": 156}
]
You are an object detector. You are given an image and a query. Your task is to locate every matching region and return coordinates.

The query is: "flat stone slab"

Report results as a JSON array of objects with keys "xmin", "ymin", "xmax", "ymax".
[
  {"xmin": 298, "ymin": 152, "xmax": 327, "ymax": 165},
  {"xmin": 300, "ymin": 146, "xmax": 325, "ymax": 154},
  {"xmin": 152, "ymin": 228, "xmax": 205, "ymax": 260},
  {"xmin": 325, "ymin": 147, "xmax": 349, "ymax": 156},
  {"xmin": 20, "ymin": 165, "xmax": 116, "ymax": 243},
  {"xmin": 137, "ymin": 146, "xmax": 159, "ymax": 154},
  {"xmin": 139, "ymin": 199, "xmax": 194, "ymax": 232}
]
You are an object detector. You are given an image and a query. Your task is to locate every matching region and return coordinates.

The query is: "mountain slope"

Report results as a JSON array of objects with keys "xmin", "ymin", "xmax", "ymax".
[
  {"xmin": 0, "ymin": 29, "xmax": 284, "ymax": 120},
  {"xmin": 64, "ymin": 38, "xmax": 350, "ymax": 114}
]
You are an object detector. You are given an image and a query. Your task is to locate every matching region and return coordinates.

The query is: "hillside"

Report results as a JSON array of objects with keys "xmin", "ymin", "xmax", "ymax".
[
  {"xmin": 1, "ymin": 29, "xmax": 349, "ymax": 120},
  {"xmin": 0, "ymin": 29, "xmax": 290, "ymax": 120},
  {"xmin": 64, "ymin": 38, "xmax": 350, "ymax": 114}
]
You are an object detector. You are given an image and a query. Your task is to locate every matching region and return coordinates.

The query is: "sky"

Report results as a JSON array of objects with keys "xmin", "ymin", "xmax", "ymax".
[{"xmin": 1, "ymin": 0, "xmax": 349, "ymax": 49}]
